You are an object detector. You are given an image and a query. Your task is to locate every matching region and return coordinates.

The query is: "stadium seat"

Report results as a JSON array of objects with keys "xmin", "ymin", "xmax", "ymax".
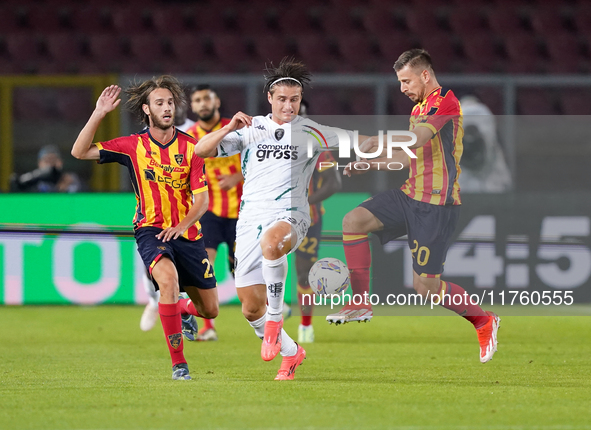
[
  {"xmin": 320, "ymin": 9, "xmax": 360, "ymax": 36},
  {"xmin": 486, "ymin": 7, "xmax": 525, "ymax": 35},
  {"xmin": 462, "ymin": 33, "xmax": 502, "ymax": 72},
  {"xmin": 128, "ymin": 34, "xmax": 167, "ymax": 63},
  {"xmin": 150, "ymin": 6, "xmax": 192, "ymax": 35},
  {"xmin": 4, "ymin": 33, "xmax": 42, "ymax": 63},
  {"xmin": 0, "ymin": 60, "xmax": 19, "ymax": 75},
  {"xmin": 0, "ymin": 7, "xmax": 22, "ymax": 33},
  {"xmin": 404, "ymin": 9, "xmax": 441, "ymax": 35},
  {"xmin": 336, "ymin": 33, "xmax": 380, "ymax": 71},
  {"xmin": 229, "ymin": 7, "xmax": 274, "ymax": 36},
  {"xmin": 375, "ymin": 32, "xmax": 415, "ymax": 68},
  {"xmin": 169, "ymin": 33, "xmax": 208, "ymax": 64},
  {"xmin": 529, "ymin": 7, "xmax": 565, "ymax": 35},
  {"xmin": 190, "ymin": 8, "xmax": 229, "ymax": 35},
  {"xmin": 447, "ymin": 7, "xmax": 487, "ymax": 38},
  {"xmin": 360, "ymin": 7, "xmax": 397, "ymax": 36},
  {"xmin": 502, "ymin": 32, "xmax": 542, "ymax": 73},
  {"xmin": 558, "ymin": 90, "xmax": 591, "ymax": 115},
  {"xmin": 275, "ymin": 7, "xmax": 316, "ymax": 34},
  {"xmin": 25, "ymin": 6, "xmax": 65, "ymax": 33},
  {"xmin": 87, "ymin": 34, "xmax": 127, "ymax": 64},
  {"xmin": 415, "ymin": 34, "xmax": 460, "ymax": 72},
  {"xmin": 545, "ymin": 33, "xmax": 582, "ymax": 74},
  {"xmin": 210, "ymin": 34, "xmax": 254, "ymax": 68},
  {"xmin": 574, "ymin": 7, "xmax": 591, "ymax": 37},
  {"xmin": 109, "ymin": 6, "xmax": 149, "ymax": 34},
  {"xmin": 45, "ymin": 32, "xmax": 84, "ymax": 63},
  {"xmin": 252, "ymin": 35, "xmax": 292, "ymax": 65},
  {"xmin": 516, "ymin": 89, "xmax": 557, "ymax": 115},
  {"xmin": 294, "ymin": 34, "xmax": 339, "ymax": 72},
  {"xmin": 69, "ymin": 6, "xmax": 111, "ymax": 33}
]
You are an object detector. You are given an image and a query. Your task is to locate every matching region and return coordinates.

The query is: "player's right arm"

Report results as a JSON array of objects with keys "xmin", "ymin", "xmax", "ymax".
[
  {"xmin": 71, "ymin": 85, "xmax": 122, "ymax": 160},
  {"xmin": 195, "ymin": 111, "xmax": 252, "ymax": 158}
]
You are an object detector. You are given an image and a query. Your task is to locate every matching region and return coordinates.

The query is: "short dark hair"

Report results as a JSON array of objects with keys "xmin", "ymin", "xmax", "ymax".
[
  {"xmin": 393, "ymin": 49, "xmax": 434, "ymax": 73},
  {"xmin": 190, "ymin": 84, "xmax": 213, "ymax": 96},
  {"xmin": 125, "ymin": 75, "xmax": 186, "ymax": 127},
  {"xmin": 263, "ymin": 57, "xmax": 312, "ymax": 95}
]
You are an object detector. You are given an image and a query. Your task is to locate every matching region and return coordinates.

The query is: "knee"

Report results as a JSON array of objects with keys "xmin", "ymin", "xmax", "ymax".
[
  {"xmin": 261, "ymin": 241, "xmax": 283, "ymax": 260},
  {"xmin": 201, "ymin": 303, "xmax": 219, "ymax": 319},
  {"xmin": 242, "ymin": 302, "xmax": 265, "ymax": 321},
  {"xmin": 157, "ymin": 281, "xmax": 179, "ymax": 302},
  {"xmin": 412, "ymin": 278, "xmax": 440, "ymax": 298},
  {"xmin": 343, "ymin": 209, "xmax": 366, "ymax": 233}
]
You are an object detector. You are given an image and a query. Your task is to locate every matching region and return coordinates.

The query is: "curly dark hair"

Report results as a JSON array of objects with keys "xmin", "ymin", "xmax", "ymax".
[
  {"xmin": 263, "ymin": 57, "xmax": 312, "ymax": 95},
  {"xmin": 125, "ymin": 75, "xmax": 186, "ymax": 127}
]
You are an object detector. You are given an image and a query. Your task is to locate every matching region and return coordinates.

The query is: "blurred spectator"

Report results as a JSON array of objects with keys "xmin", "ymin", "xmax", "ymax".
[
  {"xmin": 459, "ymin": 96, "xmax": 512, "ymax": 193},
  {"xmin": 175, "ymin": 102, "xmax": 195, "ymax": 132},
  {"xmin": 10, "ymin": 145, "xmax": 82, "ymax": 192}
]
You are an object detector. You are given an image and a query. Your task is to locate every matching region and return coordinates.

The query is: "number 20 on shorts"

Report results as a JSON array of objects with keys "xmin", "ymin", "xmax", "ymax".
[{"xmin": 411, "ymin": 240, "xmax": 430, "ymax": 266}]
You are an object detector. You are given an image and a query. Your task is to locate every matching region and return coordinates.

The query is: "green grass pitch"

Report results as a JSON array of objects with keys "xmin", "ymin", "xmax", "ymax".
[{"xmin": 1, "ymin": 305, "xmax": 590, "ymax": 430}]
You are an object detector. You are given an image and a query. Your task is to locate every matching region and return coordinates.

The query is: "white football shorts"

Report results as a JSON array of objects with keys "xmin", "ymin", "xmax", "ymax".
[{"xmin": 234, "ymin": 208, "xmax": 310, "ymax": 288}]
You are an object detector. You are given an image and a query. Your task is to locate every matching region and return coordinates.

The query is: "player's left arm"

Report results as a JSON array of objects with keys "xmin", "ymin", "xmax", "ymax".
[{"xmin": 308, "ymin": 167, "xmax": 342, "ymax": 205}]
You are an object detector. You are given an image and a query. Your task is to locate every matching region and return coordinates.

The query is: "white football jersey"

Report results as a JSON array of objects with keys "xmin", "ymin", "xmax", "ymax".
[{"xmin": 216, "ymin": 114, "xmax": 353, "ymax": 213}]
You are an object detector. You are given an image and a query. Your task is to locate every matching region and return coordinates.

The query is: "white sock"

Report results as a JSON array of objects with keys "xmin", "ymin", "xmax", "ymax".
[
  {"xmin": 280, "ymin": 330, "xmax": 298, "ymax": 357},
  {"xmin": 262, "ymin": 255, "xmax": 288, "ymax": 322},
  {"xmin": 248, "ymin": 314, "xmax": 266, "ymax": 340},
  {"xmin": 249, "ymin": 313, "xmax": 297, "ymax": 357},
  {"xmin": 143, "ymin": 272, "xmax": 159, "ymax": 308}
]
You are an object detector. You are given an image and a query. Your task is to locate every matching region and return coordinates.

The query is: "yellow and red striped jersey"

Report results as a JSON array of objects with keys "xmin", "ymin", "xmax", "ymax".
[
  {"xmin": 401, "ymin": 87, "xmax": 463, "ymax": 206},
  {"xmin": 309, "ymin": 151, "xmax": 336, "ymax": 225},
  {"xmin": 186, "ymin": 118, "xmax": 243, "ymax": 219},
  {"xmin": 96, "ymin": 128, "xmax": 208, "ymax": 241}
]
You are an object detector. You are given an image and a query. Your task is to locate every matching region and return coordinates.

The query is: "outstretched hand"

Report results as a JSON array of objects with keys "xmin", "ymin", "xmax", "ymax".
[
  {"xmin": 96, "ymin": 85, "xmax": 122, "ymax": 116},
  {"xmin": 228, "ymin": 111, "xmax": 253, "ymax": 131}
]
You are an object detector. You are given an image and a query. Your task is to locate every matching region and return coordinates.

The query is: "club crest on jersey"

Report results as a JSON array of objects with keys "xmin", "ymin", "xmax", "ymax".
[
  {"xmin": 168, "ymin": 333, "xmax": 182, "ymax": 349},
  {"xmin": 144, "ymin": 169, "xmax": 156, "ymax": 181},
  {"xmin": 275, "ymin": 128, "xmax": 285, "ymax": 141},
  {"xmin": 174, "ymin": 154, "xmax": 184, "ymax": 165}
]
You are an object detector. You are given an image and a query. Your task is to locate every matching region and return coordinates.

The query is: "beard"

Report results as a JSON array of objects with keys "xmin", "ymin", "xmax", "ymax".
[
  {"xmin": 150, "ymin": 112, "xmax": 174, "ymax": 130},
  {"xmin": 197, "ymin": 109, "xmax": 215, "ymax": 122}
]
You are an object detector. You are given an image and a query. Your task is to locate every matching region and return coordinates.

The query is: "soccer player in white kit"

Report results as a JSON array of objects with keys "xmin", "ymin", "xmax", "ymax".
[{"xmin": 195, "ymin": 58, "xmax": 354, "ymax": 380}]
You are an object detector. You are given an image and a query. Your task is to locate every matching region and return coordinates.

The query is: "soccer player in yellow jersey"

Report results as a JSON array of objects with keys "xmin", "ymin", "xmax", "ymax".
[
  {"xmin": 186, "ymin": 85, "xmax": 243, "ymax": 341},
  {"xmin": 336, "ymin": 49, "xmax": 500, "ymax": 363},
  {"xmin": 72, "ymin": 77, "xmax": 219, "ymax": 379}
]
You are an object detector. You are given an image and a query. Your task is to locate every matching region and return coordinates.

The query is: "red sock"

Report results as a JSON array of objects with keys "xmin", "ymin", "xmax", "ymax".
[
  {"xmin": 438, "ymin": 281, "xmax": 489, "ymax": 329},
  {"xmin": 178, "ymin": 298, "xmax": 203, "ymax": 318},
  {"xmin": 158, "ymin": 302, "xmax": 185, "ymax": 367},
  {"xmin": 203, "ymin": 318, "xmax": 215, "ymax": 330},
  {"xmin": 343, "ymin": 232, "xmax": 371, "ymax": 304},
  {"xmin": 297, "ymin": 283, "xmax": 314, "ymax": 326}
]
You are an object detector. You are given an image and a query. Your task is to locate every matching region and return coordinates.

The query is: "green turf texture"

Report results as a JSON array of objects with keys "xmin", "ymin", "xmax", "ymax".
[{"xmin": 1, "ymin": 306, "xmax": 590, "ymax": 430}]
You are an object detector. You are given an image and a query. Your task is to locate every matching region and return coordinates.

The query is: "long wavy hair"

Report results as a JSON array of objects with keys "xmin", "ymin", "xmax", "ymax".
[{"xmin": 125, "ymin": 75, "xmax": 186, "ymax": 127}]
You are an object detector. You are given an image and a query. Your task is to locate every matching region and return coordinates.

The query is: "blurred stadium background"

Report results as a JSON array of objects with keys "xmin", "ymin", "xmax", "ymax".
[{"xmin": 0, "ymin": 0, "xmax": 590, "ymax": 308}]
